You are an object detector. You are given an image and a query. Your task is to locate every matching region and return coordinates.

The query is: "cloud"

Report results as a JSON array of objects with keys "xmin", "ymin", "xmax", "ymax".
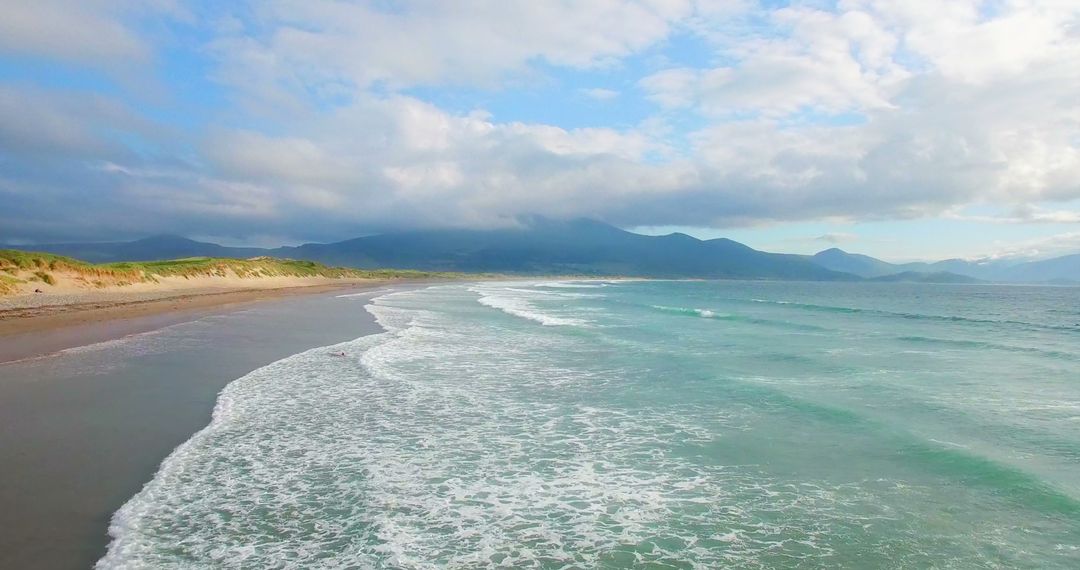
[
  {"xmin": 815, "ymin": 232, "xmax": 859, "ymax": 244},
  {"xmin": 0, "ymin": 85, "xmax": 163, "ymax": 160},
  {"xmin": 0, "ymin": 1, "xmax": 184, "ymax": 68},
  {"xmin": 944, "ymin": 205, "xmax": 1080, "ymax": 224},
  {"xmin": 983, "ymin": 231, "xmax": 1080, "ymax": 260},
  {"xmin": 1, "ymin": 0, "xmax": 1080, "ymax": 247},
  {"xmin": 641, "ymin": 6, "xmax": 906, "ymax": 116},
  {"xmin": 208, "ymin": 0, "xmax": 696, "ymax": 108},
  {"xmin": 580, "ymin": 88, "xmax": 621, "ymax": 101}
]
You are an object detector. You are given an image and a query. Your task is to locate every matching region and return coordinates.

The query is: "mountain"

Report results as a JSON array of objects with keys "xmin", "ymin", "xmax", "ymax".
[
  {"xmin": 19, "ymin": 221, "xmax": 1078, "ymax": 282},
  {"xmin": 992, "ymin": 253, "xmax": 1080, "ymax": 283},
  {"xmin": 804, "ymin": 247, "xmax": 1079, "ymax": 283},
  {"xmin": 18, "ymin": 219, "xmax": 854, "ymax": 280},
  {"xmin": 868, "ymin": 271, "xmax": 982, "ymax": 284},
  {"xmin": 809, "ymin": 248, "xmax": 903, "ymax": 278},
  {"xmin": 273, "ymin": 218, "xmax": 853, "ymax": 279},
  {"xmin": 32, "ymin": 235, "xmax": 267, "ymax": 263}
]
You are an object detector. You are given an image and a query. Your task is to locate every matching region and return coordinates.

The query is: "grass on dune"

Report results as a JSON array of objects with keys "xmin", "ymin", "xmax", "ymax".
[
  {"xmin": 0, "ymin": 250, "xmax": 463, "ymax": 292},
  {"xmin": 101, "ymin": 257, "xmax": 461, "ymax": 279}
]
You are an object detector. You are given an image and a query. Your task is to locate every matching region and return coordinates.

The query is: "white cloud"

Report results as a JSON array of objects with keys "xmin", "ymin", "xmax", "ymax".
[
  {"xmin": 209, "ymin": 0, "xmax": 697, "ymax": 105},
  {"xmin": 0, "ymin": 0, "xmax": 184, "ymax": 67},
  {"xmin": 815, "ymin": 232, "xmax": 859, "ymax": 244},
  {"xmin": 194, "ymin": 94, "xmax": 683, "ymax": 231},
  {"xmin": 641, "ymin": 5, "xmax": 907, "ymax": 116},
  {"xmin": 983, "ymin": 231, "xmax": 1080, "ymax": 260},
  {"xmin": 944, "ymin": 205, "xmax": 1080, "ymax": 224},
  {"xmin": 580, "ymin": 88, "xmax": 621, "ymax": 101}
]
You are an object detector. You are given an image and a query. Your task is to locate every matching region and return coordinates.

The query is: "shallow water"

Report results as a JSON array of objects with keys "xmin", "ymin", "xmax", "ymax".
[{"xmin": 99, "ymin": 281, "xmax": 1080, "ymax": 568}]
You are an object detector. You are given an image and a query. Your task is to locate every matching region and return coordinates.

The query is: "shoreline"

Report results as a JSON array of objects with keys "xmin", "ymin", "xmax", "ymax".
[
  {"xmin": 0, "ymin": 281, "xmax": 432, "ymax": 569},
  {"xmin": 0, "ymin": 280, "xmax": 432, "ymax": 363}
]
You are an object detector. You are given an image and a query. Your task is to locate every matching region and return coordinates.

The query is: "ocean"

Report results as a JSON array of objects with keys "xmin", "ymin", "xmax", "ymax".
[{"xmin": 98, "ymin": 280, "xmax": 1080, "ymax": 568}]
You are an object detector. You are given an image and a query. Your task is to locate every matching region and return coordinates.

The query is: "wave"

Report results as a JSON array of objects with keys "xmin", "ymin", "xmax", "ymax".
[
  {"xmin": 649, "ymin": 304, "xmax": 828, "ymax": 332},
  {"xmin": 734, "ymin": 379, "xmax": 1080, "ymax": 517},
  {"xmin": 897, "ymin": 335, "xmax": 1078, "ymax": 361},
  {"xmin": 473, "ymin": 286, "xmax": 590, "ymax": 327},
  {"xmin": 750, "ymin": 299, "xmax": 1080, "ymax": 334},
  {"xmin": 534, "ymin": 281, "xmax": 607, "ymax": 289},
  {"xmin": 502, "ymin": 286, "xmax": 602, "ymax": 300},
  {"xmin": 898, "ymin": 440, "xmax": 1080, "ymax": 516},
  {"xmin": 97, "ymin": 332, "xmax": 392, "ymax": 569},
  {"xmin": 651, "ymin": 305, "xmax": 729, "ymax": 319}
]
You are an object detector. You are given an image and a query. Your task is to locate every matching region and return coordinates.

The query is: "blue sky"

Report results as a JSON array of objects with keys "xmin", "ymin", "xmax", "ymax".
[{"xmin": 1, "ymin": 1, "xmax": 1079, "ymax": 262}]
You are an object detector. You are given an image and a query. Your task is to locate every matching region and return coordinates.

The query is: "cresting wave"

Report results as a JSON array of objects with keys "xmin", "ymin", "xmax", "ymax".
[
  {"xmin": 651, "ymin": 304, "xmax": 726, "ymax": 319},
  {"xmin": 471, "ymin": 284, "xmax": 593, "ymax": 327},
  {"xmin": 648, "ymin": 304, "xmax": 829, "ymax": 332}
]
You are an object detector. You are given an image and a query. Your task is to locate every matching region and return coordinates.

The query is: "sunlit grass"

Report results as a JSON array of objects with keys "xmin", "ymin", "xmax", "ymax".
[{"xmin": 0, "ymin": 250, "xmax": 470, "ymax": 291}]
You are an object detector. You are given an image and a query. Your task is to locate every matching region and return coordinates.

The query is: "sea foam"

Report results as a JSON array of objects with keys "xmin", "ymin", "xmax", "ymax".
[{"xmin": 472, "ymin": 284, "xmax": 591, "ymax": 326}]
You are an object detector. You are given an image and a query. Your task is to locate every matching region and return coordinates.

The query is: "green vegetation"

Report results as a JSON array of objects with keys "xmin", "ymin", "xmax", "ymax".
[
  {"xmin": 0, "ymin": 249, "xmax": 97, "ymax": 272},
  {"xmin": 99, "ymin": 256, "xmax": 466, "ymax": 280},
  {"xmin": 0, "ymin": 250, "xmax": 471, "ymax": 295},
  {"xmin": 0, "ymin": 274, "xmax": 24, "ymax": 295},
  {"xmin": 34, "ymin": 271, "xmax": 56, "ymax": 285}
]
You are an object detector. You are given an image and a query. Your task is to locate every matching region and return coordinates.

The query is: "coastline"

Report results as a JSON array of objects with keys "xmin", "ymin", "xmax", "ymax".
[{"xmin": 0, "ymin": 281, "xmax": 427, "ymax": 569}]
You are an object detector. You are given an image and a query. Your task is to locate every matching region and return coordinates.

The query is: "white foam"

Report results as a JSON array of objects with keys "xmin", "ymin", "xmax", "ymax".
[
  {"xmin": 472, "ymin": 285, "xmax": 590, "ymax": 327},
  {"xmin": 335, "ymin": 287, "xmax": 394, "ymax": 298},
  {"xmin": 651, "ymin": 305, "xmax": 729, "ymax": 319},
  {"xmin": 535, "ymin": 280, "xmax": 607, "ymax": 289}
]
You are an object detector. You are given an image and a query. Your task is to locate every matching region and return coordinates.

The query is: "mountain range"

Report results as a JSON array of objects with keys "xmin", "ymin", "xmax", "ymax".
[
  {"xmin": 808, "ymin": 247, "xmax": 1080, "ymax": 283},
  {"xmin": 9, "ymin": 218, "xmax": 1078, "ymax": 283}
]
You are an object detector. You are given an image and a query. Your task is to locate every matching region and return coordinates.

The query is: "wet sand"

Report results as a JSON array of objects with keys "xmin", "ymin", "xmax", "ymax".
[
  {"xmin": 0, "ymin": 281, "xmax": 400, "ymax": 363},
  {"xmin": 0, "ymin": 283, "xmax": 417, "ymax": 569}
]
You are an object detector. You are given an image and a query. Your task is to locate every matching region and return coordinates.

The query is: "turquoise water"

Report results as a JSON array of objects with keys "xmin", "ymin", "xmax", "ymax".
[{"xmin": 99, "ymin": 281, "xmax": 1080, "ymax": 568}]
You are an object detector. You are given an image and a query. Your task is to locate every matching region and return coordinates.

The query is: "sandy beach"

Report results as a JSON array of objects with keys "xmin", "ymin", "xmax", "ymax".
[
  {"xmin": 0, "ymin": 281, "xmax": 423, "ymax": 569},
  {"xmin": 0, "ymin": 280, "xmax": 396, "ymax": 363}
]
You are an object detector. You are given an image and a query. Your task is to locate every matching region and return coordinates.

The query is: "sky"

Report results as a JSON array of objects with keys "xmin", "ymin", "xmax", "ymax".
[{"xmin": 1, "ymin": 0, "xmax": 1079, "ymax": 262}]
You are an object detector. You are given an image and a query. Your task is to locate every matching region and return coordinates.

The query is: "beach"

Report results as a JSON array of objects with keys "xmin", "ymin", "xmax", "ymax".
[
  {"xmin": 0, "ymin": 280, "xmax": 398, "ymax": 363},
  {"xmin": 0, "ymin": 282, "xmax": 405, "ymax": 569}
]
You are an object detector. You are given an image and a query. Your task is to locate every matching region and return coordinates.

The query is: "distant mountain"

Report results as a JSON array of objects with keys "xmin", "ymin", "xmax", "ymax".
[
  {"xmin": 809, "ymin": 248, "xmax": 902, "ymax": 278},
  {"xmin": 868, "ymin": 271, "xmax": 982, "ymax": 284},
  {"xmin": 273, "ymin": 218, "xmax": 853, "ymax": 280},
  {"xmin": 993, "ymin": 253, "xmax": 1080, "ymax": 283},
  {"xmin": 805, "ymin": 248, "xmax": 1078, "ymax": 283},
  {"xmin": 913, "ymin": 258, "xmax": 1018, "ymax": 281},
  {"xmin": 20, "ymin": 221, "xmax": 1079, "ymax": 282},
  {"xmin": 20, "ymin": 219, "xmax": 854, "ymax": 281},
  {"xmin": 33, "ymin": 235, "xmax": 267, "ymax": 263}
]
